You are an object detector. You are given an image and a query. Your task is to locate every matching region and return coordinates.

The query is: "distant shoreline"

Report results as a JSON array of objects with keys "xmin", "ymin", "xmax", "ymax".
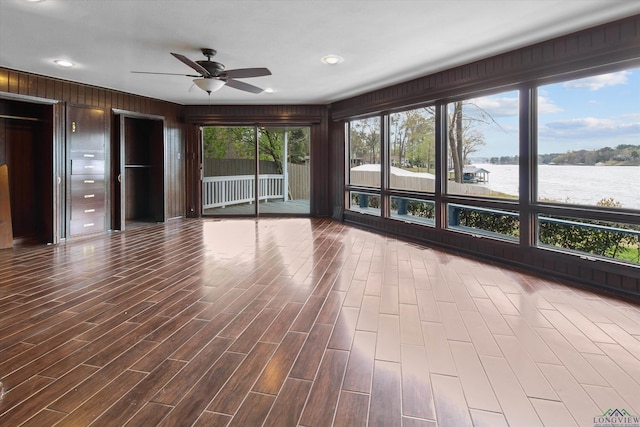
[
  {"xmin": 472, "ymin": 162, "xmax": 640, "ymax": 166},
  {"xmin": 542, "ymin": 161, "xmax": 640, "ymax": 166}
]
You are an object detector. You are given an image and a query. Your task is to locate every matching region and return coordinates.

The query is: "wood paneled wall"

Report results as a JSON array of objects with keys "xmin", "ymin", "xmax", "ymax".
[
  {"xmin": 0, "ymin": 67, "xmax": 185, "ymax": 223},
  {"xmin": 329, "ymin": 15, "xmax": 640, "ymax": 296}
]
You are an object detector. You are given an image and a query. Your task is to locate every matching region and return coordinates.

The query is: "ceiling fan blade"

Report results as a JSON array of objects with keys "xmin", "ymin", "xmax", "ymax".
[
  {"xmin": 225, "ymin": 68, "xmax": 272, "ymax": 79},
  {"xmin": 170, "ymin": 52, "xmax": 211, "ymax": 77},
  {"xmin": 131, "ymin": 71, "xmax": 200, "ymax": 77},
  {"xmin": 225, "ymin": 79, "xmax": 264, "ymax": 94}
]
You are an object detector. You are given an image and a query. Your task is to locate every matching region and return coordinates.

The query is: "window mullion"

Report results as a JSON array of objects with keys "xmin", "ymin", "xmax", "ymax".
[
  {"xmin": 519, "ymin": 86, "xmax": 535, "ymax": 249},
  {"xmin": 435, "ymin": 101, "xmax": 446, "ymax": 230},
  {"xmin": 381, "ymin": 114, "xmax": 389, "ymax": 218}
]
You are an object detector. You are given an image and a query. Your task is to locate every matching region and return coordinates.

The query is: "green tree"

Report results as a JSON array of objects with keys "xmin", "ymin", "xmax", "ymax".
[
  {"xmin": 203, "ymin": 126, "xmax": 255, "ymax": 159},
  {"xmin": 447, "ymin": 100, "xmax": 498, "ymax": 183},
  {"xmin": 259, "ymin": 129, "xmax": 283, "ymax": 173},
  {"xmin": 257, "ymin": 128, "xmax": 309, "ymax": 174},
  {"xmin": 350, "ymin": 118, "xmax": 381, "ymax": 164},
  {"xmin": 203, "ymin": 126, "xmax": 309, "ymax": 174},
  {"xmin": 390, "ymin": 108, "xmax": 435, "ymax": 170}
]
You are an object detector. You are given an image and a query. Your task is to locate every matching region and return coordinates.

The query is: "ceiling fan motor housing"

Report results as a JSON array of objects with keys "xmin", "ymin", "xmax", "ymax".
[{"xmin": 196, "ymin": 60, "xmax": 226, "ymax": 76}]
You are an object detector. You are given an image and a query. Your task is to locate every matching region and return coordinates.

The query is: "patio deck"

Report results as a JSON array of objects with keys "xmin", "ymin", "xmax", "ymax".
[{"xmin": 204, "ymin": 199, "xmax": 310, "ymax": 215}]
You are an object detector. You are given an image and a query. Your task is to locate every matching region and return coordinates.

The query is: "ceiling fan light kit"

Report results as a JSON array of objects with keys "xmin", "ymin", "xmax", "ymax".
[
  {"xmin": 132, "ymin": 48, "xmax": 271, "ymax": 96},
  {"xmin": 193, "ymin": 78, "xmax": 226, "ymax": 94}
]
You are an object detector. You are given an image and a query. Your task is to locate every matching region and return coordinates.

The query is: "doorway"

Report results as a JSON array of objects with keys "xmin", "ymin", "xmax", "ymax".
[
  {"xmin": 201, "ymin": 125, "xmax": 310, "ymax": 216},
  {"xmin": 112, "ymin": 112, "xmax": 165, "ymax": 230},
  {"xmin": 0, "ymin": 98, "xmax": 55, "ymax": 244}
]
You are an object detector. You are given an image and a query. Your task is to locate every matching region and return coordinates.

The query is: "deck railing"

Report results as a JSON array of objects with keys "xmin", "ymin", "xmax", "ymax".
[{"xmin": 203, "ymin": 174, "xmax": 284, "ymax": 209}]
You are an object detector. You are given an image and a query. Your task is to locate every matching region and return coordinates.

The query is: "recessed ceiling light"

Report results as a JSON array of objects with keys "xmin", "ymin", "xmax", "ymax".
[
  {"xmin": 321, "ymin": 55, "xmax": 343, "ymax": 65},
  {"xmin": 264, "ymin": 88, "xmax": 275, "ymax": 94},
  {"xmin": 53, "ymin": 59, "xmax": 74, "ymax": 68}
]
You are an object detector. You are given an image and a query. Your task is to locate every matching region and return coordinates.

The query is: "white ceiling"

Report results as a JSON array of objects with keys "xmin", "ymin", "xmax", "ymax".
[{"xmin": 1, "ymin": 0, "xmax": 639, "ymax": 106}]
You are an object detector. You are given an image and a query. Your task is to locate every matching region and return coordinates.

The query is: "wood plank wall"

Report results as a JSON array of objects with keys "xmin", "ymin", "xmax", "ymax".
[
  {"xmin": 328, "ymin": 15, "xmax": 640, "ymax": 296},
  {"xmin": 0, "ymin": 68, "xmax": 186, "ymax": 222}
]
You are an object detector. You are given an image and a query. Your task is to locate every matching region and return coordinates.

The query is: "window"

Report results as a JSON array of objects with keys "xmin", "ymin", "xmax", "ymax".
[
  {"xmin": 389, "ymin": 107, "xmax": 436, "ymax": 192},
  {"xmin": 341, "ymin": 63, "xmax": 639, "ymax": 271},
  {"xmin": 447, "ymin": 204, "xmax": 519, "ymax": 241},
  {"xmin": 390, "ymin": 196, "xmax": 435, "ymax": 226},
  {"xmin": 539, "ymin": 215, "xmax": 640, "ymax": 265},
  {"xmin": 349, "ymin": 117, "xmax": 381, "ymax": 188},
  {"xmin": 446, "ymin": 91, "xmax": 520, "ymax": 199},
  {"xmin": 535, "ymin": 68, "xmax": 640, "ymax": 264},
  {"xmin": 537, "ymin": 68, "xmax": 640, "ymax": 210},
  {"xmin": 349, "ymin": 192, "xmax": 381, "ymax": 216}
]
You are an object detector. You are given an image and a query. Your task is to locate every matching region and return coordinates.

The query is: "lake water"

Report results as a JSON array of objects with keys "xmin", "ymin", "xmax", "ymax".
[{"xmin": 474, "ymin": 164, "xmax": 640, "ymax": 210}]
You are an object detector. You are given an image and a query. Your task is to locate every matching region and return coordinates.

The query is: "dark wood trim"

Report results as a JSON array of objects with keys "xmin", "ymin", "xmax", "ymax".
[
  {"xmin": 184, "ymin": 104, "xmax": 326, "ymax": 125},
  {"xmin": 52, "ymin": 101, "xmax": 65, "ymax": 244},
  {"xmin": 185, "ymin": 124, "xmax": 201, "ymax": 218},
  {"xmin": 0, "ymin": 91, "xmax": 59, "ymax": 106},
  {"xmin": 112, "ymin": 109, "xmax": 165, "ymax": 121},
  {"xmin": 328, "ymin": 119, "xmax": 346, "ymax": 220}
]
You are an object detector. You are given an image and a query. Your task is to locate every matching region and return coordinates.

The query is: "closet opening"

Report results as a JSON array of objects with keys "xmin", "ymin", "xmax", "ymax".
[
  {"xmin": 112, "ymin": 112, "xmax": 165, "ymax": 230},
  {"xmin": 0, "ymin": 98, "xmax": 55, "ymax": 246}
]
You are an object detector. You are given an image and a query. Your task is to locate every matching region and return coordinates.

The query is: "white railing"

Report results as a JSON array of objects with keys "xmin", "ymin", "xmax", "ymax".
[{"xmin": 203, "ymin": 174, "xmax": 284, "ymax": 209}]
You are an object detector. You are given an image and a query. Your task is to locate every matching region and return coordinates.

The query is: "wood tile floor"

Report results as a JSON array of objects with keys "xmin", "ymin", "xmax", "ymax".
[{"xmin": 1, "ymin": 218, "xmax": 640, "ymax": 426}]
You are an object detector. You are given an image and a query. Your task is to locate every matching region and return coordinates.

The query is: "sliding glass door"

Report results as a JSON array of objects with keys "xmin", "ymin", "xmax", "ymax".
[
  {"xmin": 258, "ymin": 126, "xmax": 310, "ymax": 214},
  {"xmin": 202, "ymin": 126, "xmax": 257, "ymax": 215},
  {"xmin": 202, "ymin": 125, "xmax": 310, "ymax": 216}
]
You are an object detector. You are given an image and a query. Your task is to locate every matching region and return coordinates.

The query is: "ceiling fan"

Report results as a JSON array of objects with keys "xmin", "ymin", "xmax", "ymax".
[{"xmin": 132, "ymin": 48, "xmax": 271, "ymax": 94}]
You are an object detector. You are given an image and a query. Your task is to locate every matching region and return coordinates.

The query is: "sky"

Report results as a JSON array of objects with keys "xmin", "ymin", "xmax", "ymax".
[{"xmin": 467, "ymin": 67, "xmax": 640, "ymax": 158}]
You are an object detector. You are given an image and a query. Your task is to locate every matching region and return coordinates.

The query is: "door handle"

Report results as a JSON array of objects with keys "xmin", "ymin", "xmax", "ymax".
[{"xmin": 117, "ymin": 174, "xmax": 121, "ymax": 183}]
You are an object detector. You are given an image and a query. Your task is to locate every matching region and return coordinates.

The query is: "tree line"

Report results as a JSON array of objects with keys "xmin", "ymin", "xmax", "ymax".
[
  {"xmin": 539, "ymin": 145, "xmax": 640, "ymax": 166},
  {"xmin": 487, "ymin": 145, "xmax": 640, "ymax": 165},
  {"xmin": 350, "ymin": 101, "xmax": 496, "ymax": 182},
  {"xmin": 202, "ymin": 127, "xmax": 310, "ymax": 174}
]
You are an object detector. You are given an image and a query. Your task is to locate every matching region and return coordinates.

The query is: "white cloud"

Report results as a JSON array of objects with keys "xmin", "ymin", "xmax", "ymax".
[
  {"xmin": 546, "ymin": 117, "xmax": 613, "ymax": 131},
  {"xmin": 622, "ymin": 113, "xmax": 640, "ymax": 121},
  {"xmin": 537, "ymin": 95, "xmax": 562, "ymax": 114},
  {"xmin": 540, "ymin": 116, "xmax": 640, "ymax": 140},
  {"xmin": 468, "ymin": 96, "xmax": 519, "ymax": 117},
  {"xmin": 563, "ymin": 70, "xmax": 630, "ymax": 91}
]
